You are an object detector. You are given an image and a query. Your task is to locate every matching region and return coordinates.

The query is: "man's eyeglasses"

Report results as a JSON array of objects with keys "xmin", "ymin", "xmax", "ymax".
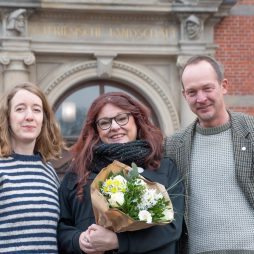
[{"xmin": 96, "ymin": 113, "xmax": 131, "ymax": 130}]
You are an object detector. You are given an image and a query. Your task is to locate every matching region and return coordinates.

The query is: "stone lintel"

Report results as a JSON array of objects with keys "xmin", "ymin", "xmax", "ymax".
[
  {"xmin": 25, "ymin": 42, "xmax": 181, "ymax": 56},
  {"xmin": 0, "ymin": 1, "xmax": 236, "ymax": 16},
  {"xmin": 179, "ymin": 42, "xmax": 217, "ymax": 55},
  {"xmin": 1, "ymin": 37, "xmax": 31, "ymax": 50}
]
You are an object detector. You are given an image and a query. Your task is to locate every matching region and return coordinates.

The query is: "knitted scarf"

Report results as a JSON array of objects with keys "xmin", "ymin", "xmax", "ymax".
[{"xmin": 90, "ymin": 140, "xmax": 151, "ymax": 173}]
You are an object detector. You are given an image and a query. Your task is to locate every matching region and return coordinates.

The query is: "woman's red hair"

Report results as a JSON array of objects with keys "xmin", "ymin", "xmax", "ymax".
[{"xmin": 71, "ymin": 92, "xmax": 163, "ymax": 198}]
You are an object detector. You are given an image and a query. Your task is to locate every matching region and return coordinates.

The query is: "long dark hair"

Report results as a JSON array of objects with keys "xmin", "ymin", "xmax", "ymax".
[{"xmin": 71, "ymin": 92, "xmax": 163, "ymax": 197}]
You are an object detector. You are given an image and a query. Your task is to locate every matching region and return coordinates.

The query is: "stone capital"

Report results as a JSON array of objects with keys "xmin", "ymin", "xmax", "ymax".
[
  {"xmin": 0, "ymin": 55, "xmax": 11, "ymax": 65},
  {"xmin": 0, "ymin": 52, "xmax": 35, "ymax": 66},
  {"xmin": 176, "ymin": 55, "xmax": 191, "ymax": 70}
]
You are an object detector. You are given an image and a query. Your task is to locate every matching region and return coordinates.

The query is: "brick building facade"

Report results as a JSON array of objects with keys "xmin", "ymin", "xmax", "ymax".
[{"xmin": 215, "ymin": 0, "xmax": 254, "ymax": 115}]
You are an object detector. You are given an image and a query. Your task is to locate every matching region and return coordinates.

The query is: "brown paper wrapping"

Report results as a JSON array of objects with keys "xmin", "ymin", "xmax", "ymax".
[{"xmin": 90, "ymin": 160, "xmax": 173, "ymax": 232}]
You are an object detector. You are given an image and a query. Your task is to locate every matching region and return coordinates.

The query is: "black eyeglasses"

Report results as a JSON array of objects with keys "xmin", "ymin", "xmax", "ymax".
[{"xmin": 96, "ymin": 113, "xmax": 131, "ymax": 130}]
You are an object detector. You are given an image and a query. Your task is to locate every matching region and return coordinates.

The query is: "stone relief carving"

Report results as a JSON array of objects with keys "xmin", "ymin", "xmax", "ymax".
[
  {"xmin": 95, "ymin": 53, "xmax": 117, "ymax": 78},
  {"xmin": 6, "ymin": 8, "xmax": 26, "ymax": 36},
  {"xmin": 97, "ymin": 58, "xmax": 113, "ymax": 78},
  {"xmin": 185, "ymin": 14, "xmax": 201, "ymax": 39}
]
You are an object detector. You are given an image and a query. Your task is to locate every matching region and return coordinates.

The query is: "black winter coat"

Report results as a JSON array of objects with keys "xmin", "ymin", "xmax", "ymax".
[{"xmin": 57, "ymin": 157, "xmax": 184, "ymax": 254}]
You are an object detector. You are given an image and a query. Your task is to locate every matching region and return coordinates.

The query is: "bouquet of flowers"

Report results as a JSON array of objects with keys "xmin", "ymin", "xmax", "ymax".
[{"xmin": 90, "ymin": 160, "xmax": 174, "ymax": 232}]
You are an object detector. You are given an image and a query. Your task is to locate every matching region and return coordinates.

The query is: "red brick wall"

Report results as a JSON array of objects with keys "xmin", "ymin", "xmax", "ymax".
[{"xmin": 215, "ymin": 0, "xmax": 254, "ymax": 115}]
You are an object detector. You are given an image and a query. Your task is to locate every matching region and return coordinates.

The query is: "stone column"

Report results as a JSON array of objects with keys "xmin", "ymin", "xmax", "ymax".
[
  {"xmin": 0, "ymin": 52, "xmax": 35, "ymax": 91},
  {"xmin": 0, "ymin": 8, "xmax": 35, "ymax": 91},
  {"xmin": 180, "ymin": 94, "xmax": 196, "ymax": 128},
  {"xmin": 176, "ymin": 12, "xmax": 214, "ymax": 128}
]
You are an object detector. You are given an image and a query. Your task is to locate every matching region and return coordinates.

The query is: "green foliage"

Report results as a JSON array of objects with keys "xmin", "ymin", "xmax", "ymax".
[
  {"xmin": 126, "ymin": 162, "xmax": 139, "ymax": 180},
  {"xmin": 119, "ymin": 177, "xmax": 146, "ymax": 220}
]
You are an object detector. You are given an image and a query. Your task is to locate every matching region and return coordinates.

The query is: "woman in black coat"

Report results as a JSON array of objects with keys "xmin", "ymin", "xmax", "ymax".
[{"xmin": 57, "ymin": 92, "xmax": 184, "ymax": 254}]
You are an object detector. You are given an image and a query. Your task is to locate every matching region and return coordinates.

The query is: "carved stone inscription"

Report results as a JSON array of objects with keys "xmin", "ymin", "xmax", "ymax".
[{"xmin": 28, "ymin": 20, "xmax": 177, "ymax": 44}]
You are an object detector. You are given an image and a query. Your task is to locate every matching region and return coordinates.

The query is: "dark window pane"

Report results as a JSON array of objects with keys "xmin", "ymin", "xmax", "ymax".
[{"xmin": 55, "ymin": 86, "xmax": 99, "ymax": 138}]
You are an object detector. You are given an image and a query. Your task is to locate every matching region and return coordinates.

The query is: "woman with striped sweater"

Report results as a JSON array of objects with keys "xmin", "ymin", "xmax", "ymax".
[{"xmin": 0, "ymin": 82, "xmax": 65, "ymax": 254}]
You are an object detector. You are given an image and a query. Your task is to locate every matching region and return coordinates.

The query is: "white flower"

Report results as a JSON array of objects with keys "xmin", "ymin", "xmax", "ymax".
[
  {"xmin": 161, "ymin": 208, "xmax": 174, "ymax": 221},
  {"xmin": 138, "ymin": 189, "xmax": 163, "ymax": 210},
  {"xmin": 138, "ymin": 210, "xmax": 152, "ymax": 223},
  {"xmin": 101, "ymin": 175, "xmax": 127, "ymax": 195},
  {"xmin": 134, "ymin": 178, "xmax": 146, "ymax": 186},
  {"xmin": 113, "ymin": 175, "xmax": 127, "ymax": 185},
  {"xmin": 108, "ymin": 192, "xmax": 125, "ymax": 208}
]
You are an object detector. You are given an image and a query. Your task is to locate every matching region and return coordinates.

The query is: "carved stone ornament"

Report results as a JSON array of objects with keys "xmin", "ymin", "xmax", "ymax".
[
  {"xmin": 97, "ymin": 57, "xmax": 114, "ymax": 78},
  {"xmin": 23, "ymin": 53, "xmax": 36, "ymax": 65},
  {"xmin": 0, "ymin": 55, "xmax": 11, "ymax": 65},
  {"xmin": 95, "ymin": 53, "xmax": 117, "ymax": 78},
  {"xmin": 0, "ymin": 52, "xmax": 35, "ymax": 66},
  {"xmin": 6, "ymin": 8, "xmax": 26, "ymax": 36},
  {"xmin": 185, "ymin": 14, "xmax": 201, "ymax": 39}
]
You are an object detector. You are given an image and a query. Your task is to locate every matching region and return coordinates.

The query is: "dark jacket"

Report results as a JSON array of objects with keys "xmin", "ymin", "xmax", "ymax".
[{"xmin": 57, "ymin": 157, "xmax": 184, "ymax": 254}]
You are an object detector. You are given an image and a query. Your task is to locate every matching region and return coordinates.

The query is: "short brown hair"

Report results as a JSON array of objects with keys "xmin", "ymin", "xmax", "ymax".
[{"xmin": 181, "ymin": 55, "xmax": 225, "ymax": 88}]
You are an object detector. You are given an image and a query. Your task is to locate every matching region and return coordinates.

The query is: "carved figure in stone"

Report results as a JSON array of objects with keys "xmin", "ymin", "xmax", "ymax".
[
  {"xmin": 185, "ymin": 14, "xmax": 201, "ymax": 39},
  {"xmin": 6, "ymin": 9, "xmax": 26, "ymax": 35}
]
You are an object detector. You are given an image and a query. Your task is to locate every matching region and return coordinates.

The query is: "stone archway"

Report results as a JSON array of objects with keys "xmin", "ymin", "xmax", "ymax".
[{"xmin": 43, "ymin": 60, "xmax": 179, "ymax": 136}]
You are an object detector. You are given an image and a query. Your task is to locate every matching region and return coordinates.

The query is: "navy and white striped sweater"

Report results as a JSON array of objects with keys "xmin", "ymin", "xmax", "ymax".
[{"xmin": 0, "ymin": 153, "xmax": 60, "ymax": 254}]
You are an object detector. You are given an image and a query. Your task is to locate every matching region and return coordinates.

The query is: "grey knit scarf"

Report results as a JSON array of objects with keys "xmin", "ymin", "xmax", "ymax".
[{"xmin": 90, "ymin": 140, "xmax": 151, "ymax": 173}]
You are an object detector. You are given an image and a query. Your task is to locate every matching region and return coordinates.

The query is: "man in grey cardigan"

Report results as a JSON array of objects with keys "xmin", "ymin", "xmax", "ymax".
[{"xmin": 165, "ymin": 55, "xmax": 254, "ymax": 254}]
